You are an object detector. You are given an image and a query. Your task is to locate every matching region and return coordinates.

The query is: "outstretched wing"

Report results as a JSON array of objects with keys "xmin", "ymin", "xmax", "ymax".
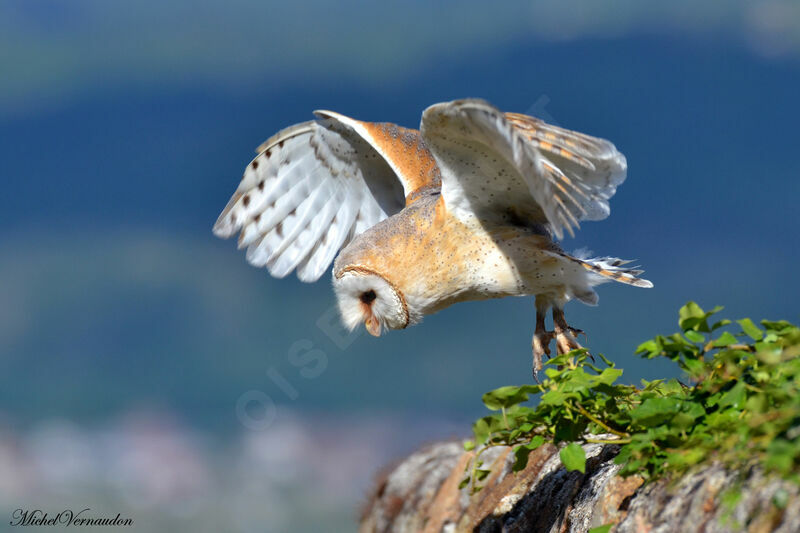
[
  {"xmin": 420, "ymin": 99, "xmax": 627, "ymax": 238},
  {"xmin": 213, "ymin": 112, "xmax": 438, "ymax": 282}
]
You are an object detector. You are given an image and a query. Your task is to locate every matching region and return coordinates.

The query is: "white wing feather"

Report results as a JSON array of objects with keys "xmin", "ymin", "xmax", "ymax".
[{"xmin": 213, "ymin": 118, "xmax": 405, "ymax": 282}]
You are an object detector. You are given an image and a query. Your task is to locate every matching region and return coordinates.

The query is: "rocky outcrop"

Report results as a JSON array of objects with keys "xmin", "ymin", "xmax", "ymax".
[{"xmin": 360, "ymin": 440, "xmax": 800, "ymax": 533}]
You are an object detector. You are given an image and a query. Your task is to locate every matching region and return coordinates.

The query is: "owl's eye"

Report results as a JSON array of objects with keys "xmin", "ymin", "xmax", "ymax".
[{"xmin": 359, "ymin": 290, "xmax": 377, "ymax": 304}]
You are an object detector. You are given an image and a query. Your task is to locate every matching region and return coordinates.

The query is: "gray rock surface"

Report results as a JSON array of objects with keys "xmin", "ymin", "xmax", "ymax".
[{"xmin": 360, "ymin": 440, "xmax": 800, "ymax": 533}]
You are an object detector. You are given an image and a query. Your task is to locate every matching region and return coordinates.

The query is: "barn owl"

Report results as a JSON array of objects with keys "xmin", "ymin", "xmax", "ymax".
[{"xmin": 213, "ymin": 99, "xmax": 652, "ymax": 376}]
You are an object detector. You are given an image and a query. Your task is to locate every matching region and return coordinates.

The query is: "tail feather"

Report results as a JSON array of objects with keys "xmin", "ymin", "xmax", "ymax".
[{"xmin": 565, "ymin": 254, "xmax": 653, "ymax": 288}]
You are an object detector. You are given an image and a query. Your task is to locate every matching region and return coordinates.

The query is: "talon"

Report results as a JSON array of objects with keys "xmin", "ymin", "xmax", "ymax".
[
  {"xmin": 552, "ymin": 307, "xmax": 587, "ymax": 356},
  {"xmin": 569, "ymin": 327, "xmax": 587, "ymax": 342},
  {"xmin": 555, "ymin": 330, "xmax": 583, "ymax": 355},
  {"xmin": 566, "ymin": 327, "xmax": 592, "ymax": 359}
]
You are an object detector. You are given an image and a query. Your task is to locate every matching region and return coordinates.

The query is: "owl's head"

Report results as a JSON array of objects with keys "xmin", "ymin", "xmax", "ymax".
[{"xmin": 333, "ymin": 268, "xmax": 408, "ymax": 337}]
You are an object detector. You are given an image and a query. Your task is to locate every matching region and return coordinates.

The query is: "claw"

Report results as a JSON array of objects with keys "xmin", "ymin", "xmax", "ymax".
[
  {"xmin": 567, "ymin": 327, "xmax": 593, "ymax": 360},
  {"xmin": 569, "ymin": 327, "xmax": 587, "ymax": 342},
  {"xmin": 555, "ymin": 329, "xmax": 583, "ymax": 355},
  {"xmin": 530, "ymin": 300, "xmax": 595, "ymax": 379},
  {"xmin": 552, "ymin": 308, "xmax": 589, "ymax": 357}
]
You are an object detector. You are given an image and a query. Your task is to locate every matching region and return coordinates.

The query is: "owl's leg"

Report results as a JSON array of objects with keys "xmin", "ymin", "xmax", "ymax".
[
  {"xmin": 552, "ymin": 307, "xmax": 584, "ymax": 355},
  {"xmin": 531, "ymin": 296, "xmax": 554, "ymax": 380}
]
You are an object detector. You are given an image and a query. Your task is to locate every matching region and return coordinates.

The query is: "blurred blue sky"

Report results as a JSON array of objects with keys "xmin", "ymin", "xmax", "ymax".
[{"xmin": 1, "ymin": 0, "xmax": 799, "ymax": 433}]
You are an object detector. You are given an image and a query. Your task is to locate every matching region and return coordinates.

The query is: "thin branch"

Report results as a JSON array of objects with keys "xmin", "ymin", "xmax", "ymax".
[
  {"xmin": 569, "ymin": 402, "xmax": 630, "ymax": 438},
  {"xmin": 585, "ymin": 437, "xmax": 631, "ymax": 445}
]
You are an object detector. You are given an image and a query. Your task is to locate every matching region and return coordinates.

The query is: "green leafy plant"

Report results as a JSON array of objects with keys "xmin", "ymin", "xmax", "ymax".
[{"xmin": 462, "ymin": 302, "xmax": 800, "ymax": 493}]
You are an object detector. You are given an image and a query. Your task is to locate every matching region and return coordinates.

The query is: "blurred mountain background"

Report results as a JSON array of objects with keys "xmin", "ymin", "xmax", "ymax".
[{"xmin": 0, "ymin": 1, "xmax": 798, "ymax": 531}]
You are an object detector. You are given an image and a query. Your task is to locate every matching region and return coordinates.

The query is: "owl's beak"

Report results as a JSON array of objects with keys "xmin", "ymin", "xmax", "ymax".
[{"xmin": 365, "ymin": 314, "xmax": 382, "ymax": 337}]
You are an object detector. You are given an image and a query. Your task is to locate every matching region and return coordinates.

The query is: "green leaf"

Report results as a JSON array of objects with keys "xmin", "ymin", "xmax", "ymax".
[
  {"xmin": 765, "ymin": 439, "xmax": 796, "ymax": 472},
  {"xmin": 510, "ymin": 421, "xmax": 535, "ymax": 440},
  {"xmin": 560, "ymin": 442, "xmax": 586, "ymax": 473},
  {"xmin": 671, "ymin": 402, "xmax": 705, "ymax": 429},
  {"xmin": 679, "ymin": 302, "xmax": 724, "ymax": 333},
  {"xmin": 736, "ymin": 318, "xmax": 763, "ymax": 340},
  {"xmin": 641, "ymin": 378, "xmax": 664, "ymax": 391},
  {"xmin": 679, "ymin": 301, "xmax": 706, "ymax": 330},
  {"xmin": 684, "ymin": 330, "xmax": 705, "ymax": 343},
  {"xmin": 630, "ymin": 397, "xmax": 682, "ymax": 426},
  {"xmin": 588, "ymin": 525, "xmax": 613, "ymax": 533},
  {"xmin": 541, "ymin": 389, "xmax": 577, "ymax": 406},
  {"xmin": 555, "ymin": 419, "xmax": 586, "ymax": 442},
  {"xmin": 463, "ymin": 440, "xmax": 475, "ymax": 451},
  {"xmin": 635, "ymin": 339, "xmax": 661, "ymax": 357},
  {"xmin": 717, "ymin": 382, "xmax": 746, "ymax": 410},
  {"xmin": 682, "ymin": 357, "xmax": 706, "ymax": 377},
  {"xmin": 713, "ymin": 331, "xmax": 738, "ymax": 347},
  {"xmin": 513, "ymin": 436, "xmax": 545, "ymax": 471},
  {"xmin": 761, "ymin": 319, "xmax": 795, "ymax": 333},
  {"xmin": 597, "ymin": 367, "xmax": 624, "ymax": 385},
  {"xmin": 473, "ymin": 417, "xmax": 491, "ymax": 445},
  {"xmin": 482, "ymin": 386, "xmax": 531, "ymax": 410},
  {"xmin": 474, "ymin": 468, "xmax": 492, "ymax": 481},
  {"xmin": 546, "ymin": 353, "xmax": 574, "ymax": 367},
  {"xmin": 458, "ymin": 477, "xmax": 470, "ymax": 490},
  {"xmin": 711, "ymin": 319, "xmax": 732, "ymax": 331},
  {"xmin": 666, "ymin": 447, "xmax": 705, "ymax": 468},
  {"xmin": 745, "ymin": 393, "xmax": 767, "ymax": 413}
]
